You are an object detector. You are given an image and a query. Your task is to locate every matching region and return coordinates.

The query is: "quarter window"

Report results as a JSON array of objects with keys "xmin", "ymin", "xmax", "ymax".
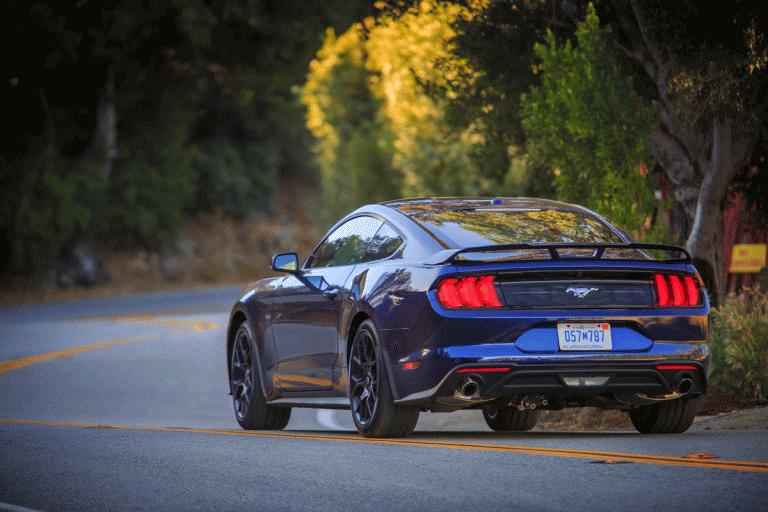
[
  {"xmin": 360, "ymin": 223, "xmax": 403, "ymax": 263},
  {"xmin": 307, "ymin": 216, "xmax": 383, "ymax": 268}
]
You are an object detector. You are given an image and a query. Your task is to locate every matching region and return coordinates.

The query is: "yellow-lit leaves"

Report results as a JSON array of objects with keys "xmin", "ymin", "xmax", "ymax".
[{"xmin": 301, "ymin": 0, "xmax": 493, "ymax": 220}]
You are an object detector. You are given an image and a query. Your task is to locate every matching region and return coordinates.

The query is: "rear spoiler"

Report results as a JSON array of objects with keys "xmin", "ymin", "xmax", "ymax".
[{"xmin": 424, "ymin": 243, "xmax": 692, "ymax": 265}]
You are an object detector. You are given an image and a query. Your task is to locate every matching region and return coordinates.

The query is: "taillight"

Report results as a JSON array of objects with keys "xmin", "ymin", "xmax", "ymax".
[
  {"xmin": 653, "ymin": 274, "xmax": 669, "ymax": 306},
  {"xmin": 436, "ymin": 275, "xmax": 502, "ymax": 308},
  {"xmin": 436, "ymin": 278, "xmax": 462, "ymax": 308},
  {"xmin": 653, "ymin": 274, "xmax": 701, "ymax": 307}
]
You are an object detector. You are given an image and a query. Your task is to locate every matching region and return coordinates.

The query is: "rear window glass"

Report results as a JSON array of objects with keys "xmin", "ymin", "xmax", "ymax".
[{"xmin": 412, "ymin": 209, "xmax": 624, "ymax": 248}]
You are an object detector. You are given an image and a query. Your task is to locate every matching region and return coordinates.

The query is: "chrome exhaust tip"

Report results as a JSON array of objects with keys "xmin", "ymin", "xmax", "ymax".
[{"xmin": 456, "ymin": 378, "xmax": 480, "ymax": 399}]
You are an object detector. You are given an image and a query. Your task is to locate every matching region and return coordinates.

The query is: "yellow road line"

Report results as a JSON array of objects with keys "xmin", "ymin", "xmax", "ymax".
[
  {"xmin": 66, "ymin": 313, "xmax": 218, "ymax": 331},
  {"xmin": 68, "ymin": 305, "xmax": 230, "ymax": 323},
  {"xmin": 0, "ymin": 333, "xmax": 162, "ymax": 374},
  {"xmin": 1, "ymin": 312, "xmax": 216, "ymax": 374},
  {"xmin": 111, "ymin": 316, "xmax": 217, "ymax": 331},
  {"xmin": 65, "ymin": 310, "xmax": 220, "ymax": 331},
  {"xmin": 2, "ymin": 419, "xmax": 766, "ymax": 473}
]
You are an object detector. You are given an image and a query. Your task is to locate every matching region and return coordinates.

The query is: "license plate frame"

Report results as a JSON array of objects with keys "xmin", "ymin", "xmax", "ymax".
[{"xmin": 557, "ymin": 323, "xmax": 612, "ymax": 351}]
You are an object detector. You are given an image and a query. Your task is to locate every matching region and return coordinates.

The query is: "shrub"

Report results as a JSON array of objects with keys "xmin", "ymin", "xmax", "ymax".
[
  {"xmin": 1, "ymin": 127, "xmax": 105, "ymax": 276},
  {"xmin": 520, "ymin": 4, "xmax": 668, "ymax": 243},
  {"xmin": 301, "ymin": 23, "xmax": 401, "ymax": 224},
  {"xmin": 709, "ymin": 288, "xmax": 768, "ymax": 401},
  {"xmin": 192, "ymin": 137, "xmax": 277, "ymax": 217},
  {"xmin": 301, "ymin": 1, "xmax": 492, "ymax": 223},
  {"xmin": 106, "ymin": 97, "xmax": 198, "ymax": 246}
]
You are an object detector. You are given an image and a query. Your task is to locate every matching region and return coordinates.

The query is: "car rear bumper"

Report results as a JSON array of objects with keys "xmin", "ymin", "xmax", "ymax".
[{"xmin": 392, "ymin": 342, "xmax": 709, "ymax": 410}]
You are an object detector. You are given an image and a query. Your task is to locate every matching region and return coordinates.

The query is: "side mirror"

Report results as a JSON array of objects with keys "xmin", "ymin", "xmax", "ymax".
[{"xmin": 271, "ymin": 253, "xmax": 299, "ymax": 273}]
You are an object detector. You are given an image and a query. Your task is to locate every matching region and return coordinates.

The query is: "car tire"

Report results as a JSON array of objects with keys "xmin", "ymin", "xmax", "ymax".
[
  {"xmin": 482, "ymin": 405, "xmax": 540, "ymax": 432},
  {"xmin": 629, "ymin": 397, "xmax": 699, "ymax": 434},
  {"xmin": 348, "ymin": 320, "xmax": 420, "ymax": 438},
  {"xmin": 229, "ymin": 322, "xmax": 291, "ymax": 430}
]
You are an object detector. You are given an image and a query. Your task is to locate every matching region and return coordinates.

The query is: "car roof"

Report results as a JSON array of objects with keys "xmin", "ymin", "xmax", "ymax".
[{"xmin": 380, "ymin": 197, "xmax": 591, "ymax": 216}]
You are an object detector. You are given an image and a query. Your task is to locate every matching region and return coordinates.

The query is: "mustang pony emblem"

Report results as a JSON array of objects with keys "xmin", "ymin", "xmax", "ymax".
[{"xmin": 566, "ymin": 286, "xmax": 598, "ymax": 298}]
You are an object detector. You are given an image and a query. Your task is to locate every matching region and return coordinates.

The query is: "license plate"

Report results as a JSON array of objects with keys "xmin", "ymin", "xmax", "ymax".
[{"xmin": 557, "ymin": 323, "xmax": 612, "ymax": 351}]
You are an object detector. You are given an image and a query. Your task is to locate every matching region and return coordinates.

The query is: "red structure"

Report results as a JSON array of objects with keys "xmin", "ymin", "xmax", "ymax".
[{"xmin": 723, "ymin": 187, "xmax": 768, "ymax": 294}]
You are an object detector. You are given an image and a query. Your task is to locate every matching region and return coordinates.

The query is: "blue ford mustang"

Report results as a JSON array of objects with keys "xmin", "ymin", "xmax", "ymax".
[{"xmin": 226, "ymin": 198, "xmax": 709, "ymax": 437}]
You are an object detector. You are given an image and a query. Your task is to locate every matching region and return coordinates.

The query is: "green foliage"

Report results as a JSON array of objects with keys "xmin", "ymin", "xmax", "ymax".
[
  {"xmin": 302, "ymin": 1, "xmax": 496, "ymax": 221},
  {"xmin": 174, "ymin": 0, "xmax": 219, "ymax": 49},
  {"xmin": 3, "ymin": 0, "xmax": 378, "ymax": 278},
  {"xmin": 449, "ymin": 0, "xmax": 572, "ymax": 195},
  {"xmin": 105, "ymin": 87, "xmax": 198, "ymax": 244},
  {"xmin": 302, "ymin": 24, "xmax": 399, "ymax": 224},
  {"xmin": 193, "ymin": 137, "xmax": 277, "ymax": 217},
  {"xmin": 665, "ymin": 7, "xmax": 768, "ymax": 129},
  {"xmin": 1, "ymin": 128, "xmax": 106, "ymax": 276},
  {"xmin": 363, "ymin": 1, "xmax": 487, "ymax": 198},
  {"xmin": 709, "ymin": 289, "xmax": 768, "ymax": 401},
  {"xmin": 520, "ymin": 4, "xmax": 666, "ymax": 242}
]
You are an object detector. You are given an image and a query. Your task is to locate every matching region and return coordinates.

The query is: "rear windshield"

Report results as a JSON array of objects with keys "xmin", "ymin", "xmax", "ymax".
[{"xmin": 412, "ymin": 208, "xmax": 625, "ymax": 248}]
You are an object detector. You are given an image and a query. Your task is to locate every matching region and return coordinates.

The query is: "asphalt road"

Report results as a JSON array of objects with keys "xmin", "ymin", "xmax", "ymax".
[{"xmin": 1, "ymin": 286, "xmax": 766, "ymax": 512}]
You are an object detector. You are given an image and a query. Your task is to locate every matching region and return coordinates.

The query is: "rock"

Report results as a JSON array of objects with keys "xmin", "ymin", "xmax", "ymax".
[
  {"xmin": 45, "ymin": 235, "xmax": 110, "ymax": 289},
  {"xmin": 698, "ymin": 387, "xmax": 750, "ymax": 415},
  {"xmin": 159, "ymin": 249, "xmax": 183, "ymax": 283},
  {"xmin": 175, "ymin": 232, "xmax": 200, "ymax": 258},
  {"xmin": 128, "ymin": 250, "xmax": 150, "ymax": 277}
]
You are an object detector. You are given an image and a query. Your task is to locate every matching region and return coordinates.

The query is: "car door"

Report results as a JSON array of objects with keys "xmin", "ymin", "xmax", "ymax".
[{"xmin": 271, "ymin": 216, "xmax": 383, "ymax": 391}]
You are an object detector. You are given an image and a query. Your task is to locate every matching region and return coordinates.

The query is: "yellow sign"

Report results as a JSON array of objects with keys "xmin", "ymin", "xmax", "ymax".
[{"xmin": 730, "ymin": 244, "xmax": 767, "ymax": 273}]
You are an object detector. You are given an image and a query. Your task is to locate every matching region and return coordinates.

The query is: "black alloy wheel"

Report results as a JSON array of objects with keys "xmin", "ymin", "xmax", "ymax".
[
  {"xmin": 229, "ymin": 322, "xmax": 290, "ymax": 430},
  {"xmin": 348, "ymin": 320, "xmax": 419, "ymax": 438},
  {"xmin": 629, "ymin": 396, "xmax": 699, "ymax": 434},
  {"xmin": 482, "ymin": 404, "xmax": 540, "ymax": 432}
]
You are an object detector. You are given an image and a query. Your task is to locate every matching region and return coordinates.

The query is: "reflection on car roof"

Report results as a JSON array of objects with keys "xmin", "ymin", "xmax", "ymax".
[{"xmin": 381, "ymin": 197, "xmax": 585, "ymax": 216}]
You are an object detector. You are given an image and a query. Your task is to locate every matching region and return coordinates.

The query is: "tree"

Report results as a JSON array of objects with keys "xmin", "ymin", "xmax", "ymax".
[
  {"xmin": 520, "ymin": 4, "xmax": 664, "ymax": 242},
  {"xmin": 445, "ymin": 0, "xmax": 767, "ymax": 305},
  {"xmin": 602, "ymin": 0, "xmax": 768, "ymax": 304},
  {"xmin": 1, "ymin": 0, "xmax": 375, "ymax": 277},
  {"xmin": 301, "ymin": 23, "xmax": 399, "ymax": 225},
  {"xmin": 302, "ymin": 0, "xmax": 493, "ymax": 222}
]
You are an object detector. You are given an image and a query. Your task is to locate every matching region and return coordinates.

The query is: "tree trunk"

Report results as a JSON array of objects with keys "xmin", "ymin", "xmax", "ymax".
[
  {"xmin": 684, "ymin": 119, "xmax": 739, "ymax": 306},
  {"xmin": 650, "ymin": 118, "xmax": 751, "ymax": 307},
  {"xmin": 610, "ymin": 1, "xmax": 760, "ymax": 307},
  {"xmin": 96, "ymin": 66, "xmax": 117, "ymax": 182},
  {"xmin": 649, "ymin": 129, "xmax": 699, "ymax": 240}
]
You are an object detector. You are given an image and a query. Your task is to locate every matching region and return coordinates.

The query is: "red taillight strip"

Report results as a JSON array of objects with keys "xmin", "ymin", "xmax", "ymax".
[
  {"xmin": 436, "ymin": 275, "xmax": 502, "ymax": 309},
  {"xmin": 456, "ymin": 367, "xmax": 510, "ymax": 373},
  {"xmin": 653, "ymin": 274, "xmax": 670, "ymax": 306},
  {"xmin": 656, "ymin": 365, "xmax": 697, "ymax": 371},
  {"xmin": 476, "ymin": 275, "xmax": 502, "ymax": 307},
  {"xmin": 683, "ymin": 276, "xmax": 699, "ymax": 306},
  {"xmin": 455, "ymin": 277, "xmax": 483, "ymax": 308},
  {"xmin": 668, "ymin": 275, "xmax": 685, "ymax": 306},
  {"xmin": 436, "ymin": 278, "xmax": 462, "ymax": 308}
]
